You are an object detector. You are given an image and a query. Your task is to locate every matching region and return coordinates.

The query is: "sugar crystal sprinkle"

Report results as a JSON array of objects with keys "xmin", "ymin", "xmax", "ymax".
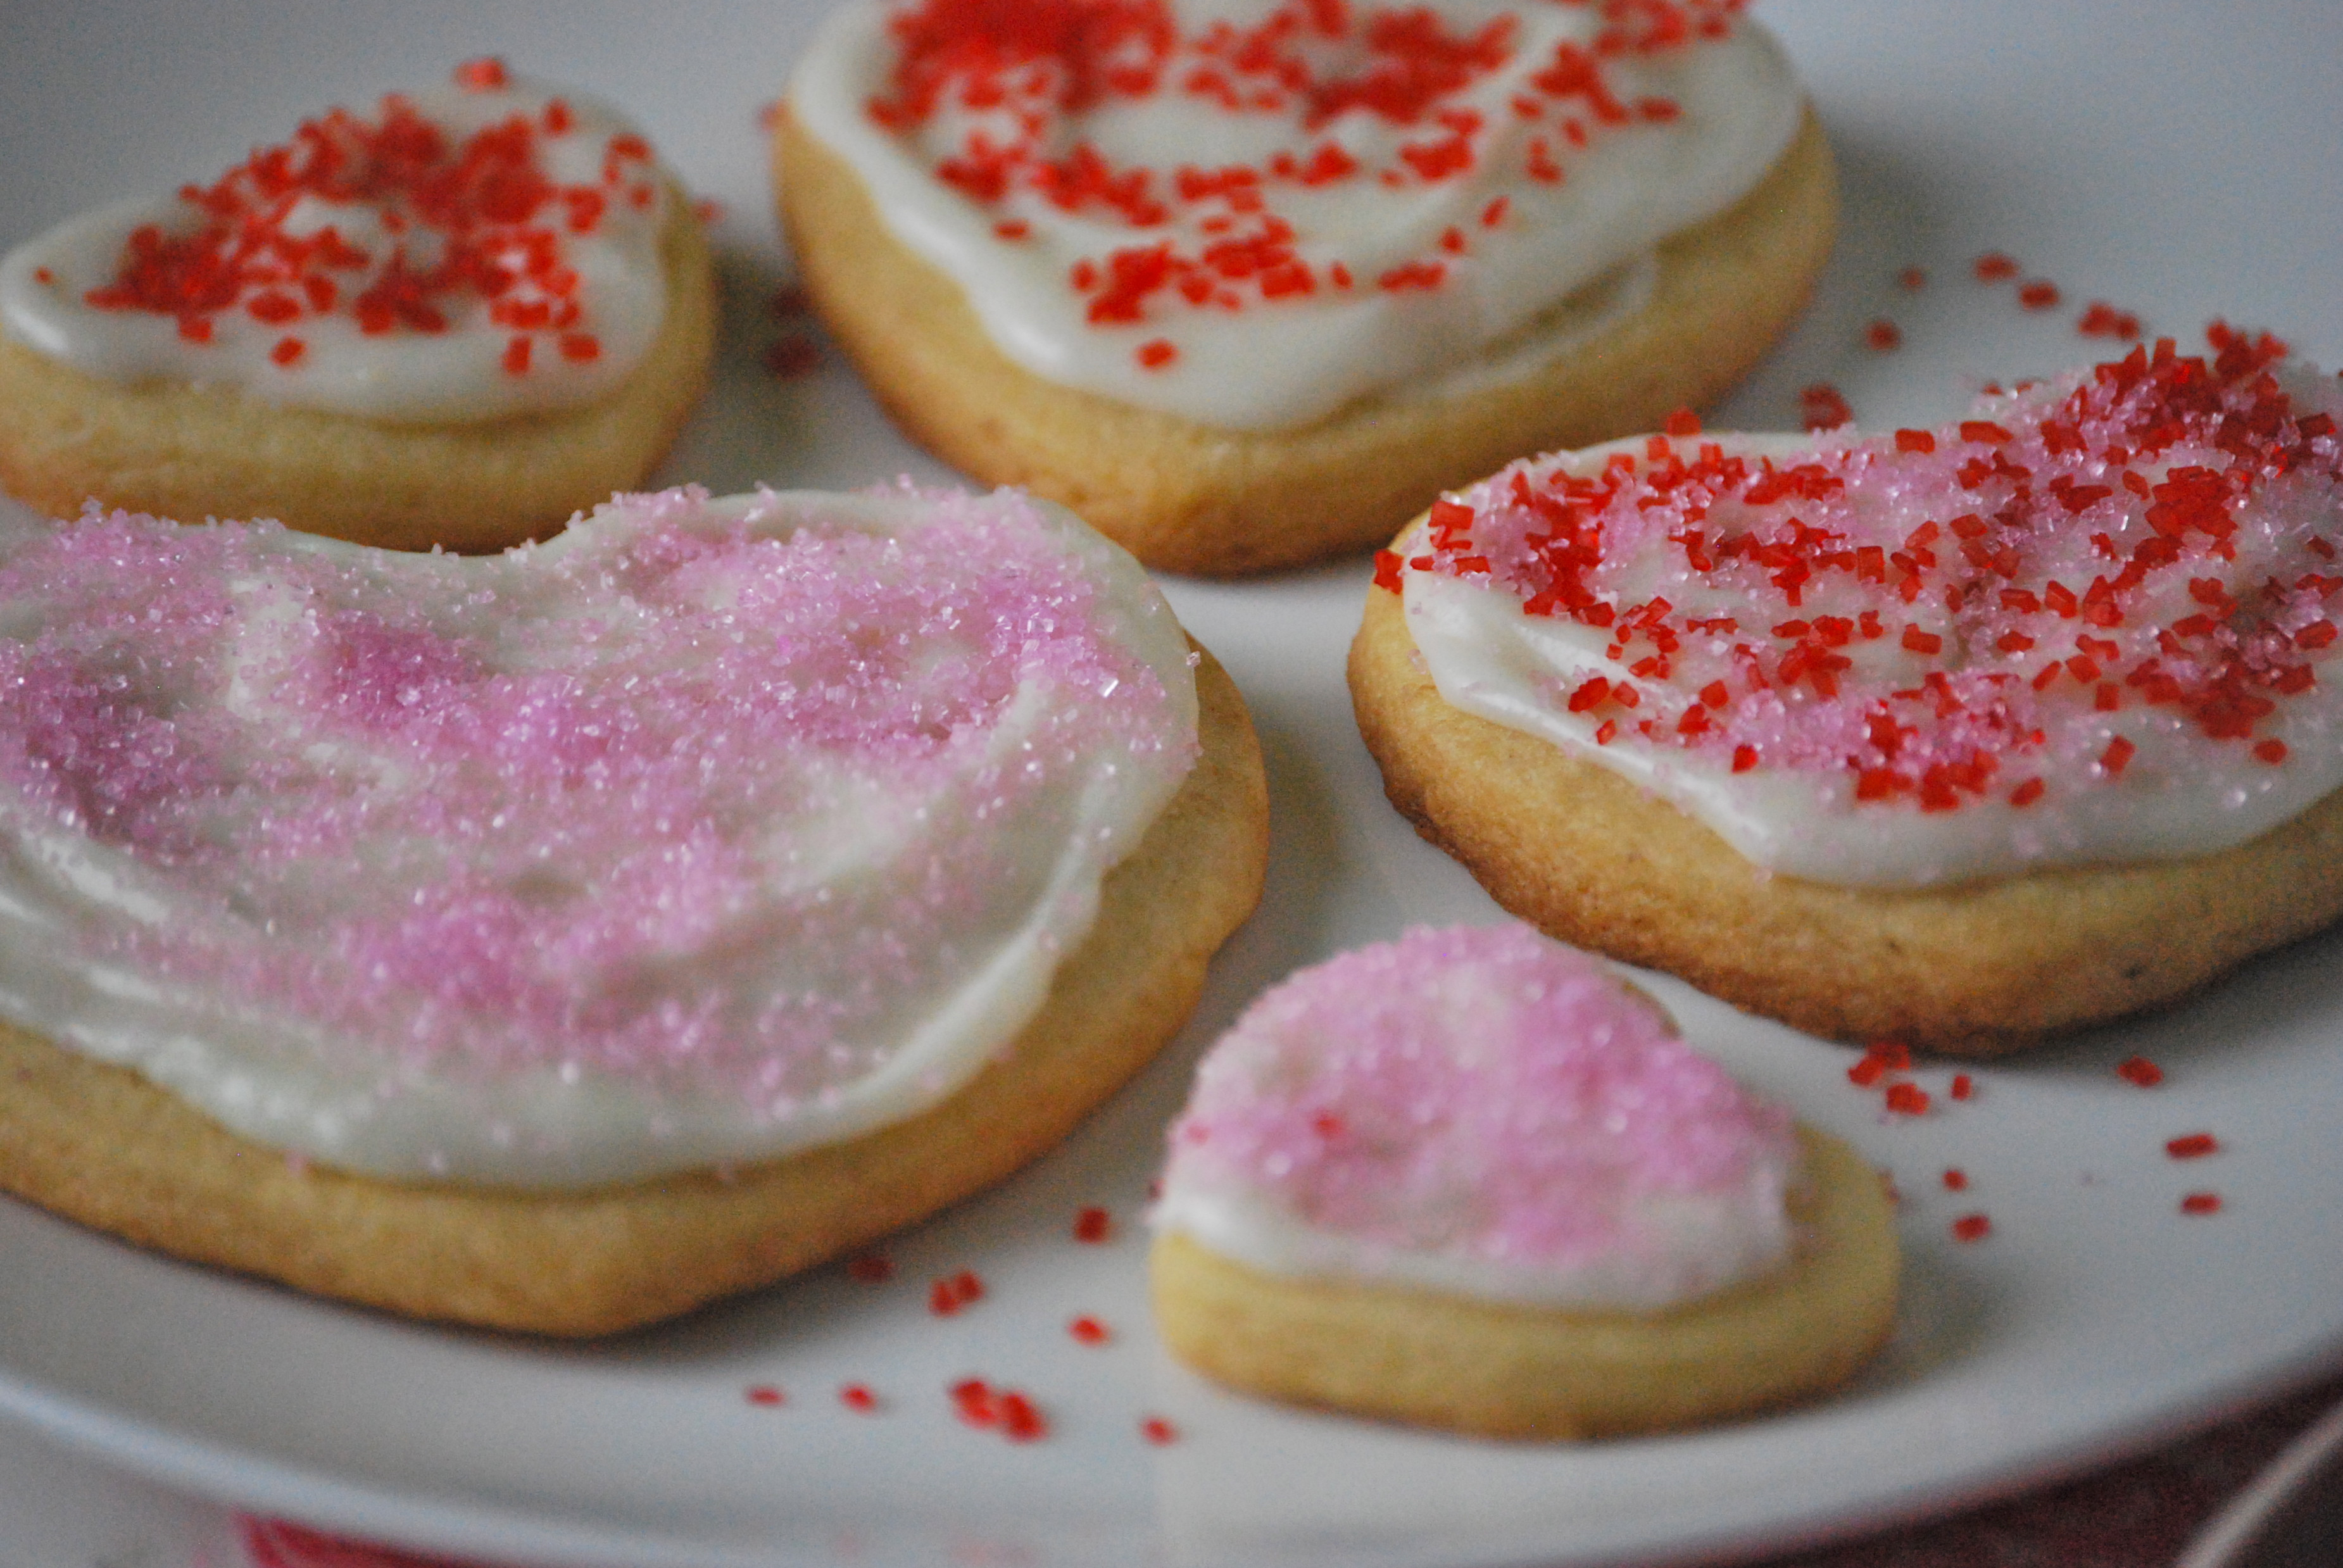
[
  {"xmin": 1390, "ymin": 327, "xmax": 2343, "ymax": 886},
  {"xmin": 0, "ymin": 485, "xmax": 1197, "ymax": 1183},
  {"xmin": 1157, "ymin": 924, "xmax": 1799, "ymax": 1308}
]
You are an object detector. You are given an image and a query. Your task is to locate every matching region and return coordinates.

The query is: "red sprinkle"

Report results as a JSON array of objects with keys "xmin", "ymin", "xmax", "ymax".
[
  {"xmin": 1950, "ymin": 1072, "xmax": 1975, "ymax": 1101},
  {"xmin": 1942, "ymin": 1167, "xmax": 1968, "ymax": 1191},
  {"xmin": 1072, "ymin": 1205, "xmax": 1114, "ymax": 1243},
  {"xmin": 1140, "ymin": 1415, "xmax": 1180, "ymax": 1445},
  {"xmin": 1951, "ymin": 1213, "xmax": 1993, "ymax": 1242},
  {"xmin": 839, "ymin": 1383, "xmax": 879, "ymax": 1412},
  {"xmin": 1866, "ymin": 318, "xmax": 1902, "ymax": 352},
  {"xmin": 1897, "ymin": 266, "xmax": 1926, "ymax": 291},
  {"xmin": 929, "ymin": 1269, "xmax": 985, "ymax": 1315},
  {"xmin": 2179, "ymin": 1192, "xmax": 2223, "ymax": 1215},
  {"xmin": 1973, "ymin": 252, "xmax": 2020, "ymax": 282},
  {"xmin": 745, "ymin": 1384, "xmax": 786, "ymax": 1407},
  {"xmin": 270, "ymin": 336, "xmax": 306, "ymax": 367},
  {"xmin": 2018, "ymin": 279, "xmax": 2062, "ymax": 310},
  {"xmin": 1069, "ymin": 1315, "xmax": 1111, "ymax": 1345},
  {"xmin": 2078, "ymin": 300, "xmax": 2142, "ymax": 341},
  {"xmin": 1884, "ymin": 1082, "xmax": 1931, "ymax": 1117},
  {"xmin": 454, "ymin": 57, "xmax": 510, "ymax": 92},
  {"xmin": 2166, "ymin": 1132, "xmax": 2220, "ymax": 1159},
  {"xmin": 1799, "ymin": 382, "xmax": 1852, "ymax": 431},
  {"xmin": 2117, "ymin": 1055, "xmax": 2166, "ymax": 1088},
  {"xmin": 1136, "ymin": 337, "xmax": 1179, "ymax": 368},
  {"xmin": 950, "ymin": 1379, "xmax": 1048, "ymax": 1441}
]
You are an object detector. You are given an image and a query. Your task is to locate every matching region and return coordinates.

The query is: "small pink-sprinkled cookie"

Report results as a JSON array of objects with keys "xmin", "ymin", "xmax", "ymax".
[
  {"xmin": 0, "ymin": 484, "xmax": 1266, "ymax": 1334},
  {"xmin": 0, "ymin": 60, "xmax": 715, "ymax": 551},
  {"xmin": 776, "ymin": 0, "xmax": 1835, "ymax": 575},
  {"xmin": 1148, "ymin": 924, "xmax": 1897, "ymax": 1438},
  {"xmin": 1352, "ymin": 328, "xmax": 2343, "ymax": 1051}
]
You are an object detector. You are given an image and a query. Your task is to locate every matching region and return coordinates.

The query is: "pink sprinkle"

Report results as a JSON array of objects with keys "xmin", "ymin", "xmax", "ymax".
[
  {"xmin": 1161, "ymin": 925, "xmax": 1794, "ymax": 1272},
  {"xmin": 0, "ymin": 491, "xmax": 1192, "ymax": 1101}
]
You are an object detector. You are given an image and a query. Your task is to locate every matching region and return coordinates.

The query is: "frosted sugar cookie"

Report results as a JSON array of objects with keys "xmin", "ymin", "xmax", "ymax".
[
  {"xmin": 0, "ymin": 61, "xmax": 716, "ymax": 551},
  {"xmin": 1150, "ymin": 924, "xmax": 1897, "ymax": 1438},
  {"xmin": 0, "ymin": 484, "xmax": 1267, "ymax": 1335},
  {"xmin": 777, "ymin": 0, "xmax": 1834, "ymax": 575},
  {"xmin": 1352, "ymin": 328, "xmax": 2343, "ymax": 1051}
]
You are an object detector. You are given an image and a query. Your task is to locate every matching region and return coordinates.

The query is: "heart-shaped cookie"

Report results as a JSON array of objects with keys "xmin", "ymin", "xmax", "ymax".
[
  {"xmin": 779, "ymin": 0, "xmax": 1835, "ymax": 572},
  {"xmin": 1353, "ymin": 327, "xmax": 2343, "ymax": 1050},
  {"xmin": 1149, "ymin": 922, "xmax": 1897, "ymax": 1438},
  {"xmin": 0, "ymin": 62, "xmax": 717, "ymax": 550},
  {"xmin": 0, "ymin": 485, "xmax": 1267, "ymax": 1332}
]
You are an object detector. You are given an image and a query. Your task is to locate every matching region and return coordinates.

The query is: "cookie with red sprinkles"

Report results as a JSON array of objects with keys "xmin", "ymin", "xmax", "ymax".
[
  {"xmin": 776, "ymin": 0, "xmax": 1836, "ymax": 575},
  {"xmin": 0, "ymin": 63, "xmax": 715, "ymax": 551},
  {"xmin": 1350, "ymin": 329, "xmax": 2343, "ymax": 1051}
]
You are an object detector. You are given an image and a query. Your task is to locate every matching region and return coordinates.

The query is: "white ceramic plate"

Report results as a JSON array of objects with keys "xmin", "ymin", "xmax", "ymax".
[{"xmin": 1, "ymin": 2, "xmax": 2340, "ymax": 1565}]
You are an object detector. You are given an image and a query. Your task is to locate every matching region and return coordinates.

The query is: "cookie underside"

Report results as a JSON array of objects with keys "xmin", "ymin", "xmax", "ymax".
[
  {"xmin": 0, "ymin": 648, "xmax": 1266, "ymax": 1338},
  {"xmin": 1349, "ymin": 581, "xmax": 2343, "ymax": 1053},
  {"xmin": 0, "ymin": 192, "xmax": 717, "ymax": 553},
  {"xmin": 774, "ymin": 108, "xmax": 1837, "ymax": 577},
  {"xmin": 1150, "ymin": 1126, "xmax": 1897, "ymax": 1439}
]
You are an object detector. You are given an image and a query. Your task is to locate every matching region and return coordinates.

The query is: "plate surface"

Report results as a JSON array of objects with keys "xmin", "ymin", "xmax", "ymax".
[{"xmin": 1, "ymin": 2, "xmax": 2340, "ymax": 1565}]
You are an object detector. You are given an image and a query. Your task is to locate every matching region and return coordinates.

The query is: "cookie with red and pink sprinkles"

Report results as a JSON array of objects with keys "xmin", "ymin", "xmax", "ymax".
[
  {"xmin": 1351, "ymin": 329, "xmax": 2343, "ymax": 1052},
  {"xmin": 0, "ymin": 484, "xmax": 1267, "ymax": 1335},
  {"xmin": 776, "ymin": 0, "xmax": 1835, "ymax": 575},
  {"xmin": 0, "ymin": 61, "xmax": 715, "ymax": 551},
  {"xmin": 1149, "ymin": 924, "xmax": 1897, "ymax": 1438}
]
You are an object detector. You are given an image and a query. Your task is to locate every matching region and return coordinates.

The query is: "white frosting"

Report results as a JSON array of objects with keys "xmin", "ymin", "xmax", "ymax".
[
  {"xmin": 789, "ymin": 0, "xmax": 1800, "ymax": 429},
  {"xmin": 1402, "ymin": 365, "xmax": 2343, "ymax": 887},
  {"xmin": 0, "ymin": 487, "xmax": 1199, "ymax": 1188},
  {"xmin": 0, "ymin": 75, "xmax": 671, "ymax": 423}
]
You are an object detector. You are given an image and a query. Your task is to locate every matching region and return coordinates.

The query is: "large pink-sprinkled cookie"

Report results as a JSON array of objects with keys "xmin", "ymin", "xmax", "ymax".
[
  {"xmin": 0, "ymin": 61, "xmax": 715, "ymax": 551},
  {"xmin": 776, "ymin": 0, "xmax": 1835, "ymax": 574},
  {"xmin": 1352, "ymin": 328, "xmax": 2343, "ymax": 1050},
  {"xmin": 0, "ymin": 484, "xmax": 1267, "ymax": 1334},
  {"xmin": 1149, "ymin": 924, "xmax": 1897, "ymax": 1438}
]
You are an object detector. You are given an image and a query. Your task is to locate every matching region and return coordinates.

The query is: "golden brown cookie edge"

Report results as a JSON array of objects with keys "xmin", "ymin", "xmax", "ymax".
[
  {"xmin": 0, "ymin": 644, "xmax": 1267, "ymax": 1338},
  {"xmin": 1348, "ymin": 568, "xmax": 2343, "ymax": 1052},
  {"xmin": 1149, "ymin": 1126, "xmax": 1899, "ymax": 1439}
]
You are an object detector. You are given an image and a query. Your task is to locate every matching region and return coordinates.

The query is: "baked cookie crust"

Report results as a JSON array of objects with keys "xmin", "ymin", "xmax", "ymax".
[
  {"xmin": 1150, "ymin": 1126, "xmax": 1897, "ymax": 1439},
  {"xmin": 1350, "ymin": 577, "xmax": 2343, "ymax": 1053},
  {"xmin": 0, "ymin": 648, "xmax": 1266, "ymax": 1338},
  {"xmin": 774, "ymin": 107, "xmax": 1837, "ymax": 577},
  {"xmin": 0, "ymin": 194, "xmax": 717, "ymax": 553}
]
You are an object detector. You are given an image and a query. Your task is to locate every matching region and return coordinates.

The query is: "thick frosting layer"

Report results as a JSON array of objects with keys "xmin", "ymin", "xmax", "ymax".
[
  {"xmin": 1397, "ymin": 330, "xmax": 2343, "ymax": 886},
  {"xmin": 1152, "ymin": 924, "xmax": 1799, "ymax": 1309},
  {"xmin": 790, "ymin": 0, "xmax": 1799, "ymax": 429},
  {"xmin": 0, "ymin": 486, "xmax": 1198, "ymax": 1188},
  {"xmin": 0, "ymin": 62, "xmax": 672, "ymax": 423}
]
